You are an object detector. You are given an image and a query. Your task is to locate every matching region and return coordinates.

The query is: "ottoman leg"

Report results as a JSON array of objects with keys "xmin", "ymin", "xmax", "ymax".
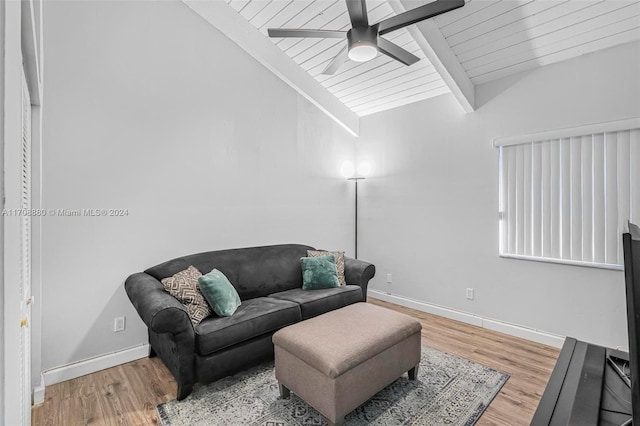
[
  {"xmin": 328, "ymin": 416, "xmax": 344, "ymax": 426},
  {"xmin": 279, "ymin": 383, "xmax": 290, "ymax": 399},
  {"xmin": 408, "ymin": 364, "xmax": 419, "ymax": 380}
]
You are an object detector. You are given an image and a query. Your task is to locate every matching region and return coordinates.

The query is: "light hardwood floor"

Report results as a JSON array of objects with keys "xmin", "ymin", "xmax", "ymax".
[{"xmin": 32, "ymin": 298, "xmax": 560, "ymax": 425}]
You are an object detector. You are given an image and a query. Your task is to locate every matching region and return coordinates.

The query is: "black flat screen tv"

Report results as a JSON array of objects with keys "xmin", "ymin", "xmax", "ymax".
[{"xmin": 623, "ymin": 221, "xmax": 640, "ymax": 423}]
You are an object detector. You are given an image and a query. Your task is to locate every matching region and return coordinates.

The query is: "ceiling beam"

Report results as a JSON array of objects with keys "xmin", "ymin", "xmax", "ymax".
[
  {"xmin": 389, "ymin": 0, "xmax": 475, "ymax": 113},
  {"xmin": 181, "ymin": 0, "xmax": 360, "ymax": 136}
]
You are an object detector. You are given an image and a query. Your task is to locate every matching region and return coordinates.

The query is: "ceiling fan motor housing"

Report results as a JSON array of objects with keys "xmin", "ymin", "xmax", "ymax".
[{"xmin": 347, "ymin": 26, "xmax": 378, "ymax": 62}]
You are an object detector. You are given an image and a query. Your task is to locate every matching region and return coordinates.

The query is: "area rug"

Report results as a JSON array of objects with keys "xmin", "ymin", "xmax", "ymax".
[{"xmin": 157, "ymin": 346, "xmax": 509, "ymax": 426}]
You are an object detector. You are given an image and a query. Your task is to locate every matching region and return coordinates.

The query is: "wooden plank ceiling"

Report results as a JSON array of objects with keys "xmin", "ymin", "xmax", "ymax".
[
  {"xmin": 224, "ymin": 0, "xmax": 640, "ymax": 116},
  {"xmin": 431, "ymin": 0, "xmax": 640, "ymax": 85},
  {"xmin": 225, "ymin": 0, "xmax": 449, "ymax": 117}
]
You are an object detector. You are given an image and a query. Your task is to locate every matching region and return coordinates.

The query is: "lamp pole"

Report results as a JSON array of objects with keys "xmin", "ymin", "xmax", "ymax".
[{"xmin": 348, "ymin": 177, "xmax": 364, "ymax": 259}]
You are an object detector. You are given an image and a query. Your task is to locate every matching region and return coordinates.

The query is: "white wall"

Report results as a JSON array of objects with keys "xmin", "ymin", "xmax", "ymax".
[
  {"xmin": 41, "ymin": 0, "xmax": 356, "ymax": 372},
  {"xmin": 0, "ymin": 0, "xmax": 6, "ymax": 420},
  {"xmin": 359, "ymin": 41, "xmax": 640, "ymax": 349}
]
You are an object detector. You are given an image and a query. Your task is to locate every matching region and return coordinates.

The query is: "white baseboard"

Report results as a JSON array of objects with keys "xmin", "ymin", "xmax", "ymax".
[
  {"xmin": 42, "ymin": 344, "xmax": 150, "ymax": 386},
  {"xmin": 33, "ymin": 374, "xmax": 45, "ymax": 405},
  {"xmin": 369, "ymin": 290, "xmax": 565, "ymax": 348}
]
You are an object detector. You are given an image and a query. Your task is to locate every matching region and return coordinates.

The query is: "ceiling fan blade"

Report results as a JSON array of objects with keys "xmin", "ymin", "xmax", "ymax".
[
  {"xmin": 322, "ymin": 46, "xmax": 349, "ymax": 75},
  {"xmin": 267, "ymin": 29, "xmax": 347, "ymax": 38},
  {"xmin": 376, "ymin": 0, "xmax": 465, "ymax": 36},
  {"xmin": 346, "ymin": 0, "xmax": 368, "ymax": 27},
  {"xmin": 377, "ymin": 38, "xmax": 419, "ymax": 66}
]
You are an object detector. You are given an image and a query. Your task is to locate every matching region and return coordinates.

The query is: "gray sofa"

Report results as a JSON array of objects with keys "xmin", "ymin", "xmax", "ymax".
[{"xmin": 125, "ymin": 244, "xmax": 375, "ymax": 400}]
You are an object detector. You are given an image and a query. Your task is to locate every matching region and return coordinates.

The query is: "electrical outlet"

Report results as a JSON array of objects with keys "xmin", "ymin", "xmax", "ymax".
[
  {"xmin": 466, "ymin": 288, "xmax": 474, "ymax": 300},
  {"xmin": 114, "ymin": 316, "xmax": 126, "ymax": 332},
  {"xmin": 386, "ymin": 273, "xmax": 393, "ymax": 284}
]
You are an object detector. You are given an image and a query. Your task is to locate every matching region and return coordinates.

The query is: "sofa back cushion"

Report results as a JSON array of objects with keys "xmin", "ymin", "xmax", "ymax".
[{"xmin": 144, "ymin": 244, "xmax": 314, "ymax": 300}]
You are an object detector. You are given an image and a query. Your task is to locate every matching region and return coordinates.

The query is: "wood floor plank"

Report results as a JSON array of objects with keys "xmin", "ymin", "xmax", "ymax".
[
  {"xmin": 367, "ymin": 298, "xmax": 560, "ymax": 426},
  {"xmin": 32, "ymin": 298, "xmax": 559, "ymax": 425},
  {"xmin": 73, "ymin": 374, "xmax": 105, "ymax": 425}
]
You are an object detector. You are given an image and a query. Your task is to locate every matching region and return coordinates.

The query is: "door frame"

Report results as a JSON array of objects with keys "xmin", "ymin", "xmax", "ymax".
[{"xmin": 2, "ymin": 0, "xmax": 43, "ymax": 424}]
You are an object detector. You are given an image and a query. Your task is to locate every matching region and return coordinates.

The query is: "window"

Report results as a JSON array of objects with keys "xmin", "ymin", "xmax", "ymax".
[{"xmin": 496, "ymin": 118, "xmax": 640, "ymax": 269}]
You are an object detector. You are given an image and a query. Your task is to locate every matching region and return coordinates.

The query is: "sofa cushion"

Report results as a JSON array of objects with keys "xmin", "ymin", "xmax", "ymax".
[
  {"xmin": 301, "ymin": 255, "xmax": 340, "ymax": 290},
  {"xmin": 268, "ymin": 285, "xmax": 362, "ymax": 320},
  {"xmin": 307, "ymin": 250, "xmax": 346, "ymax": 285},
  {"xmin": 145, "ymin": 244, "xmax": 314, "ymax": 300},
  {"xmin": 198, "ymin": 269, "xmax": 241, "ymax": 317},
  {"xmin": 194, "ymin": 297, "xmax": 301, "ymax": 356},
  {"xmin": 161, "ymin": 266, "xmax": 212, "ymax": 325}
]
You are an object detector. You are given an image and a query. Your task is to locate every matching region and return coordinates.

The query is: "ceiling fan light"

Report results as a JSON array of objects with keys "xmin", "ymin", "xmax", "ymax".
[{"xmin": 348, "ymin": 42, "xmax": 377, "ymax": 62}]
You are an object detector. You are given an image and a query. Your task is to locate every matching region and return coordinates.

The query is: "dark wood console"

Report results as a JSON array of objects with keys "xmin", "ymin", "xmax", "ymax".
[{"xmin": 532, "ymin": 337, "xmax": 633, "ymax": 426}]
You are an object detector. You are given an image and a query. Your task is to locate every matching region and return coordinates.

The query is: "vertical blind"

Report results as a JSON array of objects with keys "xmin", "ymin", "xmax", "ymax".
[{"xmin": 496, "ymin": 119, "xmax": 640, "ymax": 268}]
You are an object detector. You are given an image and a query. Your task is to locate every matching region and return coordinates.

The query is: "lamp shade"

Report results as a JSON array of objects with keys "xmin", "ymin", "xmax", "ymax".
[
  {"xmin": 357, "ymin": 161, "xmax": 372, "ymax": 177},
  {"xmin": 340, "ymin": 161, "xmax": 355, "ymax": 178}
]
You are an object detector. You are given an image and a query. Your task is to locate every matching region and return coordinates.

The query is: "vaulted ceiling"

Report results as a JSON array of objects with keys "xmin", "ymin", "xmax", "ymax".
[
  {"xmin": 437, "ymin": 0, "xmax": 640, "ymax": 85},
  {"xmin": 229, "ymin": 0, "xmax": 449, "ymax": 117},
  {"xmin": 184, "ymin": 0, "xmax": 640, "ymax": 133},
  {"xmin": 225, "ymin": 0, "xmax": 452, "ymax": 117}
]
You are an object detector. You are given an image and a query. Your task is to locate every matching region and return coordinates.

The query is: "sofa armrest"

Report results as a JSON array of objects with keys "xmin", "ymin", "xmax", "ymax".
[
  {"xmin": 125, "ymin": 272, "xmax": 197, "ymax": 399},
  {"xmin": 344, "ymin": 257, "xmax": 376, "ymax": 301},
  {"xmin": 125, "ymin": 272, "xmax": 194, "ymax": 336}
]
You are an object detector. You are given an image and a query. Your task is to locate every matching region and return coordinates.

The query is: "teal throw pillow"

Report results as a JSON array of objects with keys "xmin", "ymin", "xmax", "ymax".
[
  {"xmin": 301, "ymin": 255, "xmax": 340, "ymax": 290},
  {"xmin": 198, "ymin": 269, "xmax": 241, "ymax": 317}
]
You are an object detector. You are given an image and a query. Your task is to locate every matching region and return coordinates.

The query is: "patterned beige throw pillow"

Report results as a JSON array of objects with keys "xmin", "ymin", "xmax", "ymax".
[
  {"xmin": 307, "ymin": 250, "xmax": 346, "ymax": 286},
  {"xmin": 161, "ymin": 265, "xmax": 212, "ymax": 325}
]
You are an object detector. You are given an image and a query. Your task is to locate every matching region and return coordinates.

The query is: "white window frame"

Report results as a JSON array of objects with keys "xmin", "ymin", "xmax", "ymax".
[{"xmin": 494, "ymin": 118, "xmax": 640, "ymax": 270}]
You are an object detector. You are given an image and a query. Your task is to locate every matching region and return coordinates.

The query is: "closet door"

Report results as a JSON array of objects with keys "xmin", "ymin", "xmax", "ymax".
[{"xmin": 19, "ymin": 67, "xmax": 33, "ymax": 425}]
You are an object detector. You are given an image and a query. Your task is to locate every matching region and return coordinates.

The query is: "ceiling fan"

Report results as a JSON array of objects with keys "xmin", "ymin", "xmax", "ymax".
[{"xmin": 268, "ymin": 0, "xmax": 465, "ymax": 75}]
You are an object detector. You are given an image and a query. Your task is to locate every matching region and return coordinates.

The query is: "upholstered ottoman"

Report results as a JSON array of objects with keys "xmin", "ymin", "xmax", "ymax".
[{"xmin": 272, "ymin": 302, "xmax": 422, "ymax": 426}]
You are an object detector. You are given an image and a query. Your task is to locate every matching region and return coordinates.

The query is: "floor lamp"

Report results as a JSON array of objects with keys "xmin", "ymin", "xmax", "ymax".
[
  {"xmin": 348, "ymin": 176, "xmax": 364, "ymax": 259},
  {"xmin": 342, "ymin": 161, "xmax": 371, "ymax": 260}
]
